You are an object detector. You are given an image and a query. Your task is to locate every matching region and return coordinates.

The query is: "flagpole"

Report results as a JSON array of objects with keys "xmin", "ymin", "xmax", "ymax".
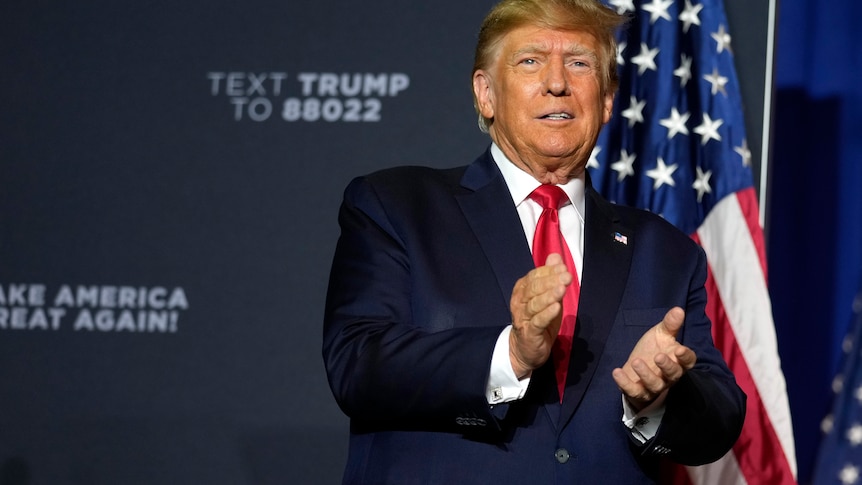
[{"xmin": 760, "ymin": 0, "xmax": 778, "ymax": 237}]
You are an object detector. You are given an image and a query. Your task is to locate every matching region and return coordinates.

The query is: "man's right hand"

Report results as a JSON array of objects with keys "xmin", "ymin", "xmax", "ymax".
[{"xmin": 508, "ymin": 253, "xmax": 572, "ymax": 379}]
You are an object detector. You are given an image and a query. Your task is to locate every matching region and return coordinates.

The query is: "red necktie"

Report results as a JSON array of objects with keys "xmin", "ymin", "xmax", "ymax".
[{"xmin": 529, "ymin": 185, "xmax": 580, "ymax": 402}]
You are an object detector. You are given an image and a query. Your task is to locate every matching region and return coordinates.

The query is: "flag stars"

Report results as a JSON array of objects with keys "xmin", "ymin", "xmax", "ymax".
[
  {"xmin": 659, "ymin": 108, "xmax": 690, "ymax": 139},
  {"xmin": 631, "ymin": 42, "xmax": 660, "ymax": 75},
  {"xmin": 617, "ymin": 41, "xmax": 627, "ymax": 67},
  {"xmin": 735, "ymin": 139, "xmax": 752, "ymax": 167},
  {"xmin": 646, "ymin": 157, "xmax": 678, "ymax": 190},
  {"xmin": 835, "ymin": 375, "xmax": 846, "ymax": 394},
  {"xmin": 693, "ymin": 113, "xmax": 723, "ymax": 145},
  {"xmin": 847, "ymin": 424, "xmax": 862, "ymax": 446},
  {"xmin": 822, "ymin": 414, "xmax": 835, "ymax": 434},
  {"xmin": 692, "ymin": 167, "xmax": 712, "ymax": 202},
  {"xmin": 704, "ymin": 67, "xmax": 729, "ymax": 96},
  {"xmin": 642, "ymin": 0, "xmax": 674, "ymax": 24},
  {"xmin": 587, "ymin": 146, "xmax": 601, "ymax": 169},
  {"xmin": 679, "ymin": 0, "xmax": 703, "ymax": 33},
  {"xmin": 711, "ymin": 24, "xmax": 733, "ymax": 54},
  {"xmin": 840, "ymin": 464, "xmax": 861, "ymax": 485},
  {"xmin": 611, "ymin": 149, "xmax": 636, "ymax": 181},
  {"xmin": 854, "ymin": 384, "xmax": 862, "ymax": 404},
  {"xmin": 845, "ymin": 333, "xmax": 855, "ymax": 353},
  {"xmin": 622, "ymin": 95, "xmax": 647, "ymax": 127},
  {"xmin": 608, "ymin": 0, "xmax": 635, "ymax": 14},
  {"xmin": 674, "ymin": 54, "xmax": 693, "ymax": 87}
]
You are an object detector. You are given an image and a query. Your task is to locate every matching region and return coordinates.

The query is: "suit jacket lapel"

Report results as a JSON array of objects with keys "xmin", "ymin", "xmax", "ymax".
[
  {"xmin": 558, "ymin": 178, "xmax": 634, "ymax": 428},
  {"xmin": 455, "ymin": 150, "xmax": 535, "ymax": 310}
]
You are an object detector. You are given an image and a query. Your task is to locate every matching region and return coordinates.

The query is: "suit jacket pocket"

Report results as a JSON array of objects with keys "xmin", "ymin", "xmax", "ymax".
[{"xmin": 623, "ymin": 308, "xmax": 668, "ymax": 327}]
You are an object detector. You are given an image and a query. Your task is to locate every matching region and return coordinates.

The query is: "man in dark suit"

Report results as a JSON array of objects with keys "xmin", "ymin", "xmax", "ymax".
[{"xmin": 323, "ymin": 0, "xmax": 746, "ymax": 483}]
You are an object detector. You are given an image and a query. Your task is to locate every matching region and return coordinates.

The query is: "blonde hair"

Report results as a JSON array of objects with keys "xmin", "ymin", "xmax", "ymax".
[{"xmin": 472, "ymin": 0, "xmax": 627, "ymax": 132}]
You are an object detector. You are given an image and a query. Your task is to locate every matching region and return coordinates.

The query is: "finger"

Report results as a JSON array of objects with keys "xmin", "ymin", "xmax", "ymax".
[
  {"xmin": 526, "ymin": 274, "xmax": 568, "ymax": 301},
  {"xmin": 520, "ymin": 272, "xmax": 564, "ymax": 303},
  {"xmin": 532, "ymin": 259, "xmax": 568, "ymax": 278},
  {"xmin": 541, "ymin": 255, "xmax": 572, "ymax": 285},
  {"xmin": 674, "ymin": 345, "xmax": 697, "ymax": 370},
  {"xmin": 654, "ymin": 353, "xmax": 685, "ymax": 383},
  {"xmin": 525, "ymin": 289, "xmax": 564, "ymax": 318},
  {"xmin": 544, "ymin": 252, "xmax": 564, "ymax": 267},
  {"xmin": 612, "ymin": 367, "xmax": 639, "ymax": 394},
  {"xmin": 631, "ymin": 358, "xmax": 666, "ymax": 395},
  {"xmin": 533, "ymin": 303, "xmax": 563, "ymax": 334},
  {"xmin": 660, "ymin": 307, "xmax": 685, "ymax": 337},
  {"xmin": 613, "ymin": 367, "xmax": 653, "ymax": 405}
]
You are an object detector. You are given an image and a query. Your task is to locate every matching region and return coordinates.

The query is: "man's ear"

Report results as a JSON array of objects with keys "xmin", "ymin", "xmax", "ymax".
[
  {"xmin": 472, "ymin": 70, "xmax": 495, "ymax": 120},
  {"xmin": 602, "ymin": 91, "xmax": 614, "ymax": 124}
]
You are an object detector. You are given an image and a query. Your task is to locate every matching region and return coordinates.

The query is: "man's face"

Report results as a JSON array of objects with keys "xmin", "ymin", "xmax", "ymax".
[{"xmin": 472, "ymin": 25, "xmax": 614, "ymax": 183}]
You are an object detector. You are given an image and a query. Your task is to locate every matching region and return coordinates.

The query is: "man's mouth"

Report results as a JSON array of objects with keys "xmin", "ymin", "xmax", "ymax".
[{"xmin": 542, "ymin": 113, "xmax": 573, "ymax": 120}]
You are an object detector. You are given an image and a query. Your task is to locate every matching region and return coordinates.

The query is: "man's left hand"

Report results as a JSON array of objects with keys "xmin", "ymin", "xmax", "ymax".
[{"xmin": 612, "ymin": 307, "xmax": 697, "ymax": 411}]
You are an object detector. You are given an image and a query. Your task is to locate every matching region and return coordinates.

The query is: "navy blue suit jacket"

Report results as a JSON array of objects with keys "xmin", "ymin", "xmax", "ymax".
[{"xmin": 323, "ymin": 149, "xmax": 745, "ymax": 484}]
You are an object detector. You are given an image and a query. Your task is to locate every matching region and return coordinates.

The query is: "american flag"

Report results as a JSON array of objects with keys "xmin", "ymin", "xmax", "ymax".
[
  {"xmin": 813, "ymin": 288, "xmax": 862, "ymax": 485},
  {"xmin": 590, "ymin": 0, "xmax": 797, "ymax": 483}
]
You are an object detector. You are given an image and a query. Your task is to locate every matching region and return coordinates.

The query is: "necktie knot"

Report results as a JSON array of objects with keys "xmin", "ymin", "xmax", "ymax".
[{"xmin": 529, "ymin": 185, "xmax": 567, "ymax": 210}]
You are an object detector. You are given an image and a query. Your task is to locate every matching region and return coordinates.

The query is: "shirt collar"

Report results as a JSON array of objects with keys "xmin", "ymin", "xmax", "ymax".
[{"xmin": 490, "ymin": 143, "xmax": 586, "ymax": 217}]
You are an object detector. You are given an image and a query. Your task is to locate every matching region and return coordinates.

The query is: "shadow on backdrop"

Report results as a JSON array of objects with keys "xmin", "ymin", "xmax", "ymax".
[{"xmin": 770, "ymin": 87, "xmax": 843, "ymax": 483}]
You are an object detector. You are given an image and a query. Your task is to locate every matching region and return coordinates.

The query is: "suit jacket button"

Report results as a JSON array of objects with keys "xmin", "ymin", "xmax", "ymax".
[{"xmin": 554, "ymin": 448, "xmax": 570, "ymax": 464}]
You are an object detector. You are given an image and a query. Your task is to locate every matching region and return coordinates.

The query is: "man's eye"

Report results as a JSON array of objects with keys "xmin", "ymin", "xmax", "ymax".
[{"xmin": 521, "ymin": 58, "xmax": 536, "ymax": 65}]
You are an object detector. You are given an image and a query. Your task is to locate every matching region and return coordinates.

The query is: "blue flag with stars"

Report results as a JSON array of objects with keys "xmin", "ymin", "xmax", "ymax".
[
  {"xmin": 592, "ymin": 0, "xmax": 752, "ymax": 235},
  {"xmin": 591, "ymin": 1, "xmax": 797, "ymax": 483},
  {"xmin": 813, "ymin": 283, "xmax": 862, "ymax": 485}
]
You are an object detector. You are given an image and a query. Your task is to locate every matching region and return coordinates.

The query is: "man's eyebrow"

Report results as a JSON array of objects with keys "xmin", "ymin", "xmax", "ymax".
[
  {"xmin": 511, "ymin": 43, "xmax": 553, "ymax": 58},
  {"xmin": 565, "ymin": 45, "xmax": 599, "ymax": 61},
  {"xmin": 511, "ymin": 43, "xmax": 598, "ymax": 61}
]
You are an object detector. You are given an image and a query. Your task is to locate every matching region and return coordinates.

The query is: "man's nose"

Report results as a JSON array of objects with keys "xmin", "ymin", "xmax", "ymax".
[{"xmin": 544, "ymin": 58, "xmax": 569, "ymax": 96}]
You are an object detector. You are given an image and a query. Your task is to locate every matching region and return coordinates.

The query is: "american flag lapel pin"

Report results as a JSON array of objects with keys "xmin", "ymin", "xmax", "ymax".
[{"xmin": 613, "ymin": 232, "xmax": 628, "ymax": 245}]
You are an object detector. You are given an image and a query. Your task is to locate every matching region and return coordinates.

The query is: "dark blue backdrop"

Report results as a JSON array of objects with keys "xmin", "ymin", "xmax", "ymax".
[
  {"xmin": 0, "ymin": 2, "xmax": 491, "ymax": 483},
  {"xmin": 770, "ymin": 0, "xmax": 862, "ymax": 483}
]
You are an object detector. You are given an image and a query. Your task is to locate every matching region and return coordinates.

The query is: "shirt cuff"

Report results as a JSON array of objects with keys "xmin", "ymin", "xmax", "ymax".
[
  {"xmin": 486, "ymin": 326, "xmax": 531, "ymax": 404},
  {"xmin": 621, "ymin": 391, "xmax": 667, "ymax": 443}
]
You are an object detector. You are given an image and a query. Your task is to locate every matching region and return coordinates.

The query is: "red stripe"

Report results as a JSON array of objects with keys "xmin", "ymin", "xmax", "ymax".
[
  {"xmin": 661, "ymin": 458, "xmax": 694, "ymax": 485},
  {"xmin": 690, "ymin": 230, "xmax": 796, "ymax": 484}
]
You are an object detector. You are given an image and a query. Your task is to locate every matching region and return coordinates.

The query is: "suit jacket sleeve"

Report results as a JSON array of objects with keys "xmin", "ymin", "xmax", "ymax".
[
  {"xmin": 322, "ymin": 172, "xmax": 508, "ymax": 429},
  {"xmin": 638, "ymin": 244, "xmax": 747, "ymax": 465}
]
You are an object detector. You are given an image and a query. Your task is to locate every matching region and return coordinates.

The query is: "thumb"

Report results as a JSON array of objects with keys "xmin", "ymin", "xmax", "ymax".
[
  {"xmin": 544, "ymin": 253, "xmax": 564, "ymax": 267},
  {"xmin": 661, "ymin": 307, "xmax": 685, "ymax": 336}
]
